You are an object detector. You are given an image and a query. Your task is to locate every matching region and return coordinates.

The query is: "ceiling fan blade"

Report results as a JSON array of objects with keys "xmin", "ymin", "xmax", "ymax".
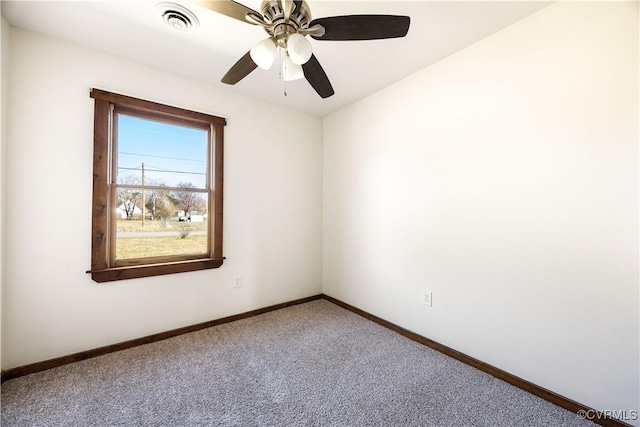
[
  {"xmin": 309, "ymin": 15, "xmax": 410, "ymax": 41},
  {"xmin": 221, "ymin": 51, "xmax": 258, "ymax": 85},
  {"xmin": 302, "ymin": 54, "xmax": 334, "ymax": 99},
  {"xmin": 192, "ymin": 0, "xmax": 261, "ymax": 25}
]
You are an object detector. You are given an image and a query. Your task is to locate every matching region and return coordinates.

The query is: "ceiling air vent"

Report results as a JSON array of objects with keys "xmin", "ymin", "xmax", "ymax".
[{"xmin": 157, "ymin": 3, "xmax": 199, "ymax": 32}]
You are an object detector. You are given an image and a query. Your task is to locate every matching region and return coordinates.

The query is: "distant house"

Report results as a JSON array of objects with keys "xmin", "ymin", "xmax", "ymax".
[
  {"xmin": 116, "ymin": 203, "xmax": 142, "ymax": 219},
  {"xmin": 176, "ymin": 211, "xmax": 204, "ymax": 222}
]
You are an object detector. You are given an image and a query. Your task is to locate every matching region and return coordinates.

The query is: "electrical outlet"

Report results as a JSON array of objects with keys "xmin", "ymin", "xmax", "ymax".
[
  {"xmin": 422, "ymin": 290, "xmax": 432, "ymax": 307},
  {"xmin": 234, "ymin": 275, "xmax": 243, "ymax": 289}
]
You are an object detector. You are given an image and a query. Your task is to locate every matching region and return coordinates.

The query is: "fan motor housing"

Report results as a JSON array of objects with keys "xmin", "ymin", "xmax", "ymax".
[{"xmin": 260, "ymin": 0, "xmax": 312, "ymax": 29}]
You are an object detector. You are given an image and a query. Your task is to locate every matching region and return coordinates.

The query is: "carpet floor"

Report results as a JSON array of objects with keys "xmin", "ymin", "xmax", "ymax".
[{"xmin": 1, "ymin": 299, "xmax": 595, "ymax": 426}]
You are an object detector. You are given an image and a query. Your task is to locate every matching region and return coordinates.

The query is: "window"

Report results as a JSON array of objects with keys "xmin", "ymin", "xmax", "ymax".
[{"xmin": 89, "ymin": 89, "xmax": 225, "ymax": 282}]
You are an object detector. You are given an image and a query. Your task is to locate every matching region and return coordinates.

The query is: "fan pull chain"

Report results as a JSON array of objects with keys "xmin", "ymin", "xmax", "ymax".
[
  {"xmin": 283, "ymin": 50, "xmax": 287, "ymax": 97},
  {"xmin": 278, "ymin": 47, "xmax": 287, "ymax": 96}
]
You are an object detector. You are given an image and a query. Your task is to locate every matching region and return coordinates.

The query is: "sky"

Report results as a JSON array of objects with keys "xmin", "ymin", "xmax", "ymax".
[{"xmin": 116, "ymin": 114, "xmax": 208, "ymax": 188}]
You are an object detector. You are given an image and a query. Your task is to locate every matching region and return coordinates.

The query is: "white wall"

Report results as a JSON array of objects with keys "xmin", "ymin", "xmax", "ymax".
[
  {"xmin": 323, "ymin": 1, "xmax": 639, "ymax": 423},
  {"xmin": 0, "ymin": 11, "xmax": 10, "ymax": 371},
  {"xmin": 2, "ymin": 27, "xmax": 323, "ymax": 369}
]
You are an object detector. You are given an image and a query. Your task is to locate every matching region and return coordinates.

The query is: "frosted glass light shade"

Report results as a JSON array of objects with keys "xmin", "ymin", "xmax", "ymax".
[
  {"xmin": 287, "ymin": 33, "xmax": 312, "ymax": 65},
  {"xmin": 250, "ymin": 38, "xmax": 277, "ymax": 70},
  {"xmin": 283, "ymin": 55, "xmax": 304, "ymax": 81}
]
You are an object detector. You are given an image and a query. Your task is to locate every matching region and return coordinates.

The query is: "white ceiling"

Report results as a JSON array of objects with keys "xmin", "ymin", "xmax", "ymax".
[{"xmin": 1, "ymin": 1, "xmax": 551, "ymax": 117}]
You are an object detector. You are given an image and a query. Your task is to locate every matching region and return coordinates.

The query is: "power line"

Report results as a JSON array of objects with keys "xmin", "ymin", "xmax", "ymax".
[
  {"xmin": 118, "ymin": 166, "xmax": 206, "ymax": 176},
  {"xmin": 143, "ymin": 163, "xmax": 199, "ymax": 174},
  {"xmin": 119, "ymin": 151, "xmax": 205, "ymax": 163}
]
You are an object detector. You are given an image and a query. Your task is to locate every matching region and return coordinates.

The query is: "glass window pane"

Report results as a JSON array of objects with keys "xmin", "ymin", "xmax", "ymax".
[
  {"xmin": 117, "ymin": 114, "xmax": 208, "ymax": 189},
  {"xmin": 116, "ymin": 189, "xmax": 208, "ymax": 260}
]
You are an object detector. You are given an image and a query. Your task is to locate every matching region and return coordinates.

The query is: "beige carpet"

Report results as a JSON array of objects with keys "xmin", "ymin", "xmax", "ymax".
[{"xmin": 1, "ymin": 299, "xmax": 595, "ymax": 426}]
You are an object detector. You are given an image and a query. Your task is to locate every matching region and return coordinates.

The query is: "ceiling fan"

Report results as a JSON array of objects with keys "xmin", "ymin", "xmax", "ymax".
[{"xmin": 193, "ymin": 0, "xmax": 410, "ymax": 98}]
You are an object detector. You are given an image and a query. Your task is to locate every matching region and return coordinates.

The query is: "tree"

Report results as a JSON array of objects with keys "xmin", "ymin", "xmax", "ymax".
[
  {"xmin": 144, "ymin": 179, "xmax": 172, "ymax": 220},
  {"xmin": 173, "ymin": 182, "xmax": 205, "ymax": 217},
  {"xmin": 117, "ymin": 175, "xmax": 142, "ymax": 220}
]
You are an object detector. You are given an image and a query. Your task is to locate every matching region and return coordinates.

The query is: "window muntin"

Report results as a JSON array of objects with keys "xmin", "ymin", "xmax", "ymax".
[{"xmin": 89, "ymin": 89, "xmax": 225, "ymax": 282}]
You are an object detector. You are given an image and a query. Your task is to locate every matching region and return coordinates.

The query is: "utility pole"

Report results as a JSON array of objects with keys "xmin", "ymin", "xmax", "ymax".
[{"xmin": 141, "ymin": 162, "xmax": 145, "ymax": 228}]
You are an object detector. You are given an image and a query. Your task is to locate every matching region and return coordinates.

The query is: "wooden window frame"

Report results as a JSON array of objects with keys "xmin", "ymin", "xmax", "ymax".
[{"xmin": 88, "ymin": 89, "xmax": 225, "ymax": 282}]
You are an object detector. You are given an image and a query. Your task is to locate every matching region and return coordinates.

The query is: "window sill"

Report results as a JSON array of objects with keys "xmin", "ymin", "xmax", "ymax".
[{"xmin": 88, "ymin": 258, "xmax": 224, "ymax": 283}]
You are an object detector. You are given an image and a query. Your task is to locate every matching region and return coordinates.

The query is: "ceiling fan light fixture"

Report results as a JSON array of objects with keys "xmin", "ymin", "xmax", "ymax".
[
  {"xmin": 283, "ymin": 55, "xmax": 304, "ymax": 81},
  {"xmin": 250, "ymin": 37, "xmax": 277, "ymax": 70},
  {"xmin": 287, "ymin": 33, "xmax": 312, "ymax": 65}
]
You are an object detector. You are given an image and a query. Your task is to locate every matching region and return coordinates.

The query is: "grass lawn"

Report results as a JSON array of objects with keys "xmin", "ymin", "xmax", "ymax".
[{"xmin": 116, "ymin": 235, "xmax": 208, "ymax": 259}]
